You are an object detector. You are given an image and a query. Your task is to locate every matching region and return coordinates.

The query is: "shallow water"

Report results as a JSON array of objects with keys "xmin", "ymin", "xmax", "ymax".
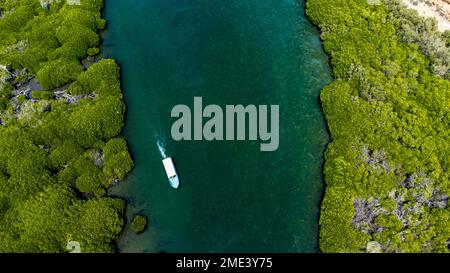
[{"xmin": 102, "ymin": 0, "xmax": 332, "ymax": 253}]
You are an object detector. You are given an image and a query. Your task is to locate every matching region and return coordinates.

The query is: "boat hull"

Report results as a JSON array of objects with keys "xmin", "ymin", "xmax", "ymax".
[
  {"xmin": 162, "ymin": 157, "xmax": 180, "ymax": 189},
  {"xmin": 169, "ymin": 176, "xmax": 179, "ymax": 189}
]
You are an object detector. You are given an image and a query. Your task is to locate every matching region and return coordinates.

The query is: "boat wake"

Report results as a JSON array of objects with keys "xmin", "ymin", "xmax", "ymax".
[{"xmin": 157, "ymin": 139, "xmax": 168, "ymax": 159}]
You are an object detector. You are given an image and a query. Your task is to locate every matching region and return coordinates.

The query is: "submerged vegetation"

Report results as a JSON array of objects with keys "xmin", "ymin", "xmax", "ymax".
[
  {"xmin": 130, "ymin": 215, "xmax": 147, "ymax": 234},
  {"xmin": 307, "ymin": 0, "xmax": 450, "ymax": 252},
  {"xmin": 0, "ymin": 0, "xmax": 132, "ymax": 252}
]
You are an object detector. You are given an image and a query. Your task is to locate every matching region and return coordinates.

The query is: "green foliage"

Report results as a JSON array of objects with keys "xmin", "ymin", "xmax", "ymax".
[
  {"xmin": 307, "ymin": 0, "xmax": 450, "ymax": 253},
  {"xmin": 13, "ymin": 184, "xmax": 77, "ymax": 252},
  {"xmin": 69, "ymin": 59, "xmax": 121, "ymax": 96},
  {"xmin": 31, "ymin": 90, "xmax": 53, "ymax": 100},
  {"xmin": 103, "ymin": 138, "xmax": 133, "ymax": 182},
  {"xmin": 0, "ymin": 3, "xmax": 36, "ymax": 33},
  {"xmin": 36, "ymin": 59, "xmax": 83, "ymax": 90},
  {"xmin": 17, "ymin": 94, "xmax": 26, "ymax": 103},
  {"xmin": 0, "ymin": 0, "xmax": 105, "ymax": 76},
  {"xmin": 130, "ymin": 215, "xmax": 147, "ymax": 234},
  {"xmin": 68, "ymin": 95, "xmax": 125, "ymax": 147},
  {"xmin": 0, "ymin": 0, "xmax": 132, "ymax": 253},
  {"xmin": 87, "ymin": 47, "xmax": 100, "ymax": 56},
  {"xmin": 0, "ymin": 97, "xmax": 8, "ymax": 110},
  {"xmin": 384, "ymin": 0, "xmax": 450, "ymax": 79},
  {"xmin": 2, "ymin": 184, "xmax": 125, "ymax": 252},
  {"xmin": 74, "ymin": 197, "xmax": 125, "ymax": 252},
  {"xmin": 49, "ymin": 140, "xmax": 83, "ymax": 168},
  {"xmin": 0, "ymin": 82, "xmax": 13, "ymax": 98},
  {"xmin": 75, "ymin": 173, "xmax": 106, "ymax": 198}
]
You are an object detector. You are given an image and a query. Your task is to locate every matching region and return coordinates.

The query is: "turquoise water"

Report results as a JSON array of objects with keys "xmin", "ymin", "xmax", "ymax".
[{"xmin": 102, "ymin": 0, "xmax": 331, "ymax": 253}]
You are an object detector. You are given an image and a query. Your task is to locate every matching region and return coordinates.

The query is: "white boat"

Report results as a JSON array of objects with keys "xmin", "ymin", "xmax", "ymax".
[{"xmin": 162, "ymin": 157, "xmax": 179, "ymax": 189}]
